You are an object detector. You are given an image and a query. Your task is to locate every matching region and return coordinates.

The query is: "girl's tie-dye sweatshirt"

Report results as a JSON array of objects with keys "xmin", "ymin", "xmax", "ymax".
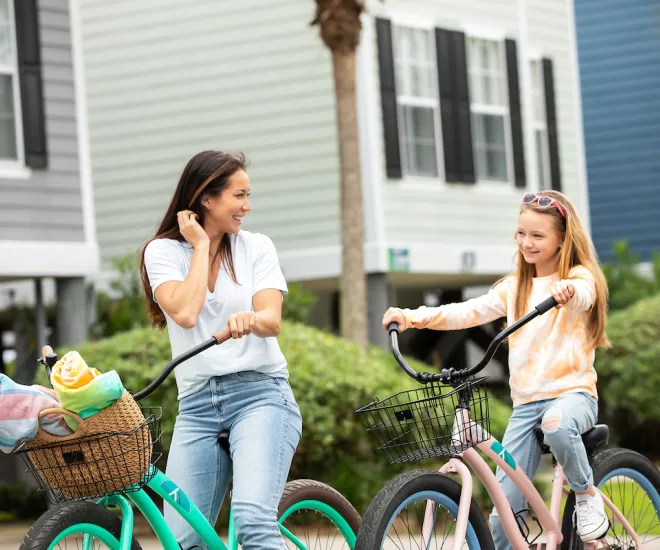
[{"xmin": 399, "ymin": 266, "xmax": 597, "ymax": 406}]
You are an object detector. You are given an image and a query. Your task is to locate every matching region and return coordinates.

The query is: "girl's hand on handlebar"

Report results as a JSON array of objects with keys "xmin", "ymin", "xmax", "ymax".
[
  {"xmin": 227, "ymin": 312, "xmax": 256, "ymax": 339},
  {"xmin": 382, "ymin": 307, "xmax": 407, "ymax": 332},
  {"xmin": 550, "ymin": 280, "xmax": 575, "ymax": 308}
]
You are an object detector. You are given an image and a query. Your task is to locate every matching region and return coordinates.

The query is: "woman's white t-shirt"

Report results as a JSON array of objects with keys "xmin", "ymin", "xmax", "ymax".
[{"xmin": 144, "ymin": 231, "xmax": 289, "ymax": 399}]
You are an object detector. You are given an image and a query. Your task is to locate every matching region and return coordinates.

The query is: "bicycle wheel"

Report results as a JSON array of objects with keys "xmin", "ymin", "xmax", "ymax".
[
  {"xmin": 20, "ymin": 501, "xmax": 141, "ymax": 550},
  {"xmin": 562, "ymin": 448, "xmax": 660, "ymax": 550},
  {"xmin": 355, "ymin": 469, "xmax": 494, "ymax": 550},
  {"xmin": 278, "ymin": 479, "xmax": 361, "ymax": 549}
]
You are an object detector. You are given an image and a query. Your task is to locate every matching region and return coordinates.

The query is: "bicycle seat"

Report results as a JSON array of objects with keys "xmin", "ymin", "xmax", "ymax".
[
  {"xmin": 218, "ymin": 430, "xmax": 231, "ymax": 456},
  {"xmin": 535, "ymin": 424, "xmax": 609, "ymax": 455}
]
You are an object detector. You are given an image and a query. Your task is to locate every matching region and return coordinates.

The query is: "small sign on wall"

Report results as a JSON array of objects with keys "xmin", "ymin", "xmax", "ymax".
[
  {"xmin": 461, "ymin": 251, "xmax": 477, "ymax": 272},
  {"xmin": 388, "ymin": 248, "xmax": 410, "ymax": 272}
]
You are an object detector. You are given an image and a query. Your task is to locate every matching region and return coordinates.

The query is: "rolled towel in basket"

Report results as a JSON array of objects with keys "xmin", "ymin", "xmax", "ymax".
[
  {"xmin": 51, "ymin": 351, "xmax": 124, "ymax": 431},
  {"xmin": 0, "ymin": 373, "xmax": 72, "ymax": 453}
]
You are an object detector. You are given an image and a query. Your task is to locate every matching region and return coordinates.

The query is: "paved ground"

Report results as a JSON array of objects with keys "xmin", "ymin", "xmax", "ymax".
[
  {"xmin": 4, "ymin": 522, "xmax": 660, "ymax": 549},
  {"xmin": 0, "ymin": 523, "xmax": 353, "ymax": 549}
]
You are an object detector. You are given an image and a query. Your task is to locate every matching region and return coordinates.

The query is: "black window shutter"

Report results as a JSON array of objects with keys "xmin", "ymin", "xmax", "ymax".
[
  {"xmin": 14, "ymin": 0, "xmax": 47, "ymax": 169},
  {"xmin": 435, "ymin": 29, "xmax": 475, "ymax": 183},
  {"xmin": 375, "ymin": 18, "xmax": 401, "ymax": 180},
  {"xmin": 542, "ymin": 58, "xmax": 561, "ymax": 191},
  {"xmin": 435, "ymin": 29, "xmax": 458, "ymax": 182},
  {"xmin": 505, "ymin": 39, "xmax": 526, "ymax": 188}
]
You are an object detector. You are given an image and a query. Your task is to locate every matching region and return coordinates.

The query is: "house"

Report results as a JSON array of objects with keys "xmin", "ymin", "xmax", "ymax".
[
  {"xmin": 0, "ymin": 0, "xmax": 98, "ymax": 377},
  {"xmin": 79, "ymin": 0, "xmax": 589, "ymax": 374},
  {"xmin": 574, "ymin": 0, "xmax": 660, "ymax": 264},
  {"xmin": 0, "ymin": 0, "xmax": 99, "ymax": 486}
]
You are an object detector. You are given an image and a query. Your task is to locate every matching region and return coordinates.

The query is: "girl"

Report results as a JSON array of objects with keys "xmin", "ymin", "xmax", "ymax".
[
  {"xmin": 382, "ymin": 190, "xmax": 611, "ymax": 549},
  {"xmin": 141, "ymin": 150, "xmax": 302, "ymax": 550}
]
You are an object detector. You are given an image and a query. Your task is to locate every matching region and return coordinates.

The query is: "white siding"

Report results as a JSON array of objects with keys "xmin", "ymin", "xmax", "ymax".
[
  {"xmin": 82, "ymin": 0, "xmax": 587, "ymax": 282},
  {"xmin": 81, "ymin": 0, "xmax": 341, "ymax": 266},
  {"xmin": 367, "ymin": 0, "xmax": 587, "ymax": 275}
]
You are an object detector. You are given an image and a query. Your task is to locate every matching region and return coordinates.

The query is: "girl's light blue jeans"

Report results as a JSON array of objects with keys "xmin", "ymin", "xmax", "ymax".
[
  {"xmin": 164, "ymin": 371, "xmax": 303, "ymax": 550},
  {"xmin": 489, "ymin": 391, "xmax": 598, "ymax": 550}
]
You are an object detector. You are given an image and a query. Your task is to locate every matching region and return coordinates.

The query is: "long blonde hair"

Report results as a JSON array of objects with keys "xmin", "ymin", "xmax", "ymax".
[{"xmin": 504, "ymin": 190, "xmax": 610, "ymax": 350}]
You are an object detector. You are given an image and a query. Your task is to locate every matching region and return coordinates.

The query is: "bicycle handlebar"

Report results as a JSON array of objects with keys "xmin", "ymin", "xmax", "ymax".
[
  {"xmin": 132, "ymin": 327, "xmax": 232, "ymax": 401},
  {"xmin": 388, "ymin": 296, "xmax": 558, "ymax": 384}
]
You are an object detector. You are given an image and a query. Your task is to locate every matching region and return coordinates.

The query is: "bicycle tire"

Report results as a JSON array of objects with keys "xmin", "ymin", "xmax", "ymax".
[
  {"xmin": 20, "ymin": 501, "xmax": 141, "ymax": 550},
  {"xmin": 278, "ymin": 479, "xmax": 361, "ymax": 548},
  {"xmin": 355, "ymin": 469, "xmax": 494, "ymax": 550},
  {"xmin": 561, "ymin": 447, "xmax": 660, "ymax": 550}
]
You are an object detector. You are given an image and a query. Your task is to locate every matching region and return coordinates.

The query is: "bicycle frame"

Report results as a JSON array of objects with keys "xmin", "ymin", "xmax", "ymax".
[
  {"xmin": 424, "ymin": 408, "xmax": 643, "ymax": 550},
  {"xmin": 90, "ymin": 467, "xmax": 324, "ymax": 550},
  {"xmin": 32, "ymin": 330, "xmax": 358, "ymax": 550}
]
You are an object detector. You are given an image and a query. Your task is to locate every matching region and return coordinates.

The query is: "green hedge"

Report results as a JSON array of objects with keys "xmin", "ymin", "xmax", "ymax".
[
  {"xmin": 0, "ymin": 484, "xmax": 48, "ymax": 522},
  {"xmin": 596, "ymin": 293, "xmax": 660, "ymax": 454},
  {"xmin": 42, "ymin": 322, "xmax": 513, "ymax": 513}
]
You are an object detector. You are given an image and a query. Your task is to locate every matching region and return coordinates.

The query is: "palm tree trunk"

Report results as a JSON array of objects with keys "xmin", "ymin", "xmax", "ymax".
[{"xmin": 331, "ymin": 50, "xmax": 368, "ymax": 349}]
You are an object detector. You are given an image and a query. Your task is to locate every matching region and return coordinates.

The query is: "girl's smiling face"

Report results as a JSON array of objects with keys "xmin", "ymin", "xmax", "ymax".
[{"xmin": 516, "ymin": 209, "xmax": 563, "ymax": 276}]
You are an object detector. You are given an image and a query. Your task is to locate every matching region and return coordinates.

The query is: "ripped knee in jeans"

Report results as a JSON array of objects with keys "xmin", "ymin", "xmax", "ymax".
[{"xmin": 541, "ymin": 408, "xmax": 563, "ymax": 434}]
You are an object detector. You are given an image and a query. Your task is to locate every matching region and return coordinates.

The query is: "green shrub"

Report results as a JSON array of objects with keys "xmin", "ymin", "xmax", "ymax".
[
  {"xmin": 92, "ymin": 254, "xmax": 150, "ymax": 339},
  {"xmin": 602, "ymin": 240, "xmax": 660, "ymax": 312},
  {"xmin": 281, "ymin": 283, "xmax": 317, "ymax": 324},
  {"xmin": 42, "ymin": 322, "xmax": 513, "ymax": 513},
  {"xmin": 595, "ymin": 292, "xmax": 660, "ymax": 455},
  {"xmin": 0, "ymin": 483, "xmax": 48, "ymax": 521}
]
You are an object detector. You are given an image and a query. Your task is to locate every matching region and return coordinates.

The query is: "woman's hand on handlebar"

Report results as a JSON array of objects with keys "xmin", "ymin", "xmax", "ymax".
[
  {"xmin": 382, "ymin": 307, "xmax": 407, "ymax": 332},
  {"xmin": 227, "ymin": 311, "xmax": 256, "ymax": 339}
]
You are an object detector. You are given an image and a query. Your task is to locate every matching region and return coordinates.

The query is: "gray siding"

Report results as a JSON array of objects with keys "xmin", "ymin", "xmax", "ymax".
[
  {"xmin": 81, "ymin": 0, "xmax": 340, "ymax": 266},
  {"xmin": 0, "ymin": 0, "xmax": 84, "ymax": 242}
]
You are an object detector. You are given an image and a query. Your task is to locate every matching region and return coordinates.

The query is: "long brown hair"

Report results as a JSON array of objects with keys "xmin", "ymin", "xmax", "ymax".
[
  {"xmin": 140, "ymin": 150, "xmax": 247, "ymax": 330},
  {"xmin": 505, "ymin": 190, "xmax": 610, "ymax": 350}
]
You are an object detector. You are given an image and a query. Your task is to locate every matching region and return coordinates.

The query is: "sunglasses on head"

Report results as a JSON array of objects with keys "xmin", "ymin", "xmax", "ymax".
[{"xmin": 521, "ymin": 193, "xmax": 566, "ymax": 218}]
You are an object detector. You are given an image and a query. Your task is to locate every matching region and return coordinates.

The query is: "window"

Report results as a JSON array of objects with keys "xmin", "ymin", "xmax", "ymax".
[
  {"xmin": 393, "ymin": 25, "xmax": 441, "ymax": 178},
  {"xmin": 531, "ymin": 59, "xmax": 550, "ymax": 188},
  {"xmin": 467, "ymin": 37, "xmax": 511, "ymax": 182},
  {"xmin": 0, "ymin": 0, "xmax": 20, "ymax": 163}
]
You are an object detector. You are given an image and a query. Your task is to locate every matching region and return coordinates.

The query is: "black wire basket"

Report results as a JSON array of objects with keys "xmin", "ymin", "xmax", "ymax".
[
  {"xmin": 356, "ymin": 377, "xmax": 490, "ymax": 464},
  {"xmin": 16, "ymin": 402, "xmax": 163, "ymax": 505}
]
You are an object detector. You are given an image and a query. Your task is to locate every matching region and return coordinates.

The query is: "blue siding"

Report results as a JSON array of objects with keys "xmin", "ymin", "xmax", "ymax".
[{"xmin": 575, "ymin": 0, "xmax": 660, "ymax": 263}]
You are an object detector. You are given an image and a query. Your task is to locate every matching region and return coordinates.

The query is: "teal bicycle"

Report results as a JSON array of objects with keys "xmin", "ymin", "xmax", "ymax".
[{"xmin": 14, "ymin": 327, "xmax": 360, "ymax": 549}]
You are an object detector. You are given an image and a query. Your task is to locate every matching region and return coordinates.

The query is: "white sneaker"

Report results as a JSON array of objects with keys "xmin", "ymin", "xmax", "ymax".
[{"xmin": 574, "ymin": 491, "xmax": 609, "ymax": 542}]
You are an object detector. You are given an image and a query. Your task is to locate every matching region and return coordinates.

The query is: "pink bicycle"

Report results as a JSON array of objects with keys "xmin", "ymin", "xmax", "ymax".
[{"xmin": 355, "ymin": 297, "xmax": 660, "ymax": 550}]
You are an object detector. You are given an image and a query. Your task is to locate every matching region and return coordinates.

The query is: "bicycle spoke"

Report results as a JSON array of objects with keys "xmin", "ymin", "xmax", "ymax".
[
  {"xmin": 281, "ymin": 507, "xmax": 352, "ymax": 549},
  {"xmin": 380, "ymin": 497, "xmax": 469, "ymax": 550},
  {"xmin": 598, "ymin": 473, "xmax": 660, "ymax": 550}
]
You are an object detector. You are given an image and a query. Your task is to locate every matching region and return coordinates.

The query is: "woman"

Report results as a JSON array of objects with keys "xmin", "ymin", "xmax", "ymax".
[{"xmin": 140, "ymin": 150, "xmax": 302, "ymax": 550}]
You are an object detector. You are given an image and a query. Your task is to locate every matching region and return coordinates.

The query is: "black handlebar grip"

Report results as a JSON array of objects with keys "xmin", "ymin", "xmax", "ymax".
[
  {"xmin": 387, "ymin": 322, "xmax": 400, "ymax": 333},
  {"xmin": 535, "ymin": 296, "xmax": 558, "ymax": 315}
]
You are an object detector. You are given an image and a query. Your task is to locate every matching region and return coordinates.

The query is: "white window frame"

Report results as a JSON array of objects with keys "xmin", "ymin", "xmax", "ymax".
[
  {"xmin": 465, "ymin": 31, "xmax": 515, "ymax": 188},
  {"xmin": 0, "ymin": 0, "xmax": 29, "ymax": 179},
  {"xmin": 530, "ymin": 55, "xmax": 551, "ymax": 189},
  {"xmin": 391, "ymin": 20, "xmax": 446, "ymax": 183}
]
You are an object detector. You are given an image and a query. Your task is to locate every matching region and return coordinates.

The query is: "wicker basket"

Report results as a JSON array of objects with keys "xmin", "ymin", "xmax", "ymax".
[{"xmin": 18, "ymin": 391, "xmax": 160, "ymax": 502}]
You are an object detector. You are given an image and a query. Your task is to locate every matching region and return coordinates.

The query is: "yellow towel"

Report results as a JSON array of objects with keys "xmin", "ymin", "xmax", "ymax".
[
  {"xmin": 51, "ymin": 351, "xmax": 124, "ymax": 430},
  {"xmin": 51, "ymin": 351, "xmax": 100, "ymax": 389}
]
